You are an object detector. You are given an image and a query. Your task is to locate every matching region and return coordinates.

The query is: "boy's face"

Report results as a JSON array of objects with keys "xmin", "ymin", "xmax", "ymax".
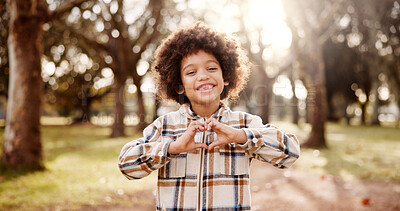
[{"xmin": 179, "ymin": 50, "xmax": 228, "ymax": 107}]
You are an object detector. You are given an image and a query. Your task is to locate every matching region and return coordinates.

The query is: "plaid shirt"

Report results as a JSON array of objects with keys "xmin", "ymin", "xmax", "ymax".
[{"xmin": 119, "ymin": 103, "xmax": 300, "ymax": 210}]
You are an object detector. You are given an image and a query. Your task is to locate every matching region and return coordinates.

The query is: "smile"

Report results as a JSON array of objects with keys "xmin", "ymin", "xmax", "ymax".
[{"xmin": 196, "ymin": 84, "xmax": 215, "ymax": 92}]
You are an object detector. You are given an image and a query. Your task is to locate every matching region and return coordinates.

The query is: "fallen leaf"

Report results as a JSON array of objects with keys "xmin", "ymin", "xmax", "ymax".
[{"xmin": 361, "ymin": 198, "xmax": 370, "ymax": 205}]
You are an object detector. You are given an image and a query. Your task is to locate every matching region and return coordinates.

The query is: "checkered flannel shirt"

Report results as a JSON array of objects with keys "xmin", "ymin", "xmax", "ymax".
[{"xmin": 119, "ymin": 103, "xmax": 300, "ymax": 210}]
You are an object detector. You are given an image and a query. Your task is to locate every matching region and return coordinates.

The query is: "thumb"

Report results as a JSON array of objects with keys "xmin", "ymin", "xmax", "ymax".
[
  {"xmin": 208, "ymin": 142, "xmax": 218, "ymax": 151},
  {"xmin": 195, "ymin": 143, "xmax": 208, "ymax": 149}
]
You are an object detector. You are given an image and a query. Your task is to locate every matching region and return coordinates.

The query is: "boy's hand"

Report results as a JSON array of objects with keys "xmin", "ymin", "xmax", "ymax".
[
  {"xmin": 205, "ymin": 118, "xmax": 247, "ymax": 151},
  {"xmin": 168, "ymin": 121, "xmax": 208, "ymax": 155}
]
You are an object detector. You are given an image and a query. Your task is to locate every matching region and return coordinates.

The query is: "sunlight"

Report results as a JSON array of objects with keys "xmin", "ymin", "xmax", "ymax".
[
  {"xmin": 272, "ymin": 77, "xmax": 308, "ymax": 100},
  {"xmin": 378, "ymin": 85, "xmax": 390, "ymax": 101},
  {"xmin": 185, "ymin": 0, "xmax": 292, "ymax": 52},
  {"xmin": 137, "ymin": 59, "xmax": 150, "ymax": 76},
  {"xmin": 43, "ymin": 60, "xmax": 56, "ymax": 76},
  {"xmin": 140, "ymin": 75, "xmax": 156, "ymax": 93},
  {"xmin": 294, "ymin": 80, "xmax": 308, "ymax": 100},
  {"xmin": 273, "ymin": 75, "xmax": 293, "ymax": 99},
  {"xmin": 248, "ymin": 0, "xmax": 292, "ymax": 50}
]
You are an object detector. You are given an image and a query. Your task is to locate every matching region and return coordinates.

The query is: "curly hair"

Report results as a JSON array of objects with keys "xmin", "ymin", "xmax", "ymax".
[{"xmin": 152, "ymin": 22, "xmax": 250, "ymax": 104}]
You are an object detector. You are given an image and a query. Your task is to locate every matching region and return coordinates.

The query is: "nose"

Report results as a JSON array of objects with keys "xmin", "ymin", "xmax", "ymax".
[{"xmin": 197, "ymin": 69, "xmax": 210, "ymax": 81}]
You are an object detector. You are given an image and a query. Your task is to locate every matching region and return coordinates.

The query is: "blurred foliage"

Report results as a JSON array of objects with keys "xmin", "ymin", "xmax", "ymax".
[
  {"xmin": 280, "ymin": 0, "xmax": 400, "ymax": 147},
  {"xmin": 42, "ymin": 18, "xmax": 111, "ymax": 121},
  {"xmin": 321, "ymin": 0, "xmax": 400, "ymax": 123}
]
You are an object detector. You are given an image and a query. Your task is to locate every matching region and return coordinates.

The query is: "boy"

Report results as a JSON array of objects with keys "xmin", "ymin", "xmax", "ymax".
[{"xmin": 119, "ymin": 22, "xmax": 300, "ymax": 210}]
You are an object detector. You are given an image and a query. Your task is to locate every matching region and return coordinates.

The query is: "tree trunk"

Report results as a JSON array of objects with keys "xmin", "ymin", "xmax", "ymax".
[
  {"xmin": 111, "ymin": 75, "xmax": 126, "ymax": 137},
  {"xmin": 304, "ymin": 83, "xmax": 327, "ymax": 148},
  {"xmin": 256, "ymin": 68, "xmax": 272, "ymax": 123},
  {"xmin": 302, "ymin": 43, "xmax": 327, "ymax": 148},
  {"xmin": 327, "ymin": 96, "xmax": 338, "ymax": 122},
  {"xmin": 281, "ymin": 0, "xmax": 334, "ymax": 148},
  {"xmin": 2, "ymin": 0, "xmax": 44, "ymax": 169},
  {"xmin": 136, "ymin": 85, "xmax": 147, "ymax": 131},
  {"xmin": 258, "ymin": 85, "xmax": 272, "ymax": 124},
  {"xmin": 290, "ymin": 68, "xmax": 299, "ymax": 124},
  {"xmin": 369, "ymin": 79, "xmax": 379, "ymax": 125},
  {"xmin": 361, "ymin": 102, "xmax": 367, "ymax": 124},
  {"xmin": 73, "ymin": 94, "xmax": 92, "ymax": 124},
  {"xmin": 110, "ymin": 24, "xmax": 129, "ymax": 137}
]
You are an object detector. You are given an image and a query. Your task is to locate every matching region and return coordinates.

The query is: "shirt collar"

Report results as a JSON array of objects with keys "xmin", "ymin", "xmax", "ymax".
[{"xmin": 178, "ymin": 102, "xmax": 229, "ymax": 120}]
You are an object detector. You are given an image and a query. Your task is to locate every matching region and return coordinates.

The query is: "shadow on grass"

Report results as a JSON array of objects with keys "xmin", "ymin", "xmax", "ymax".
[
  {"xmin": 0, "ymin": 125, "xmax": 139, "ymax": 180},
  {"xmin": 0, "ymin": 164, "xmax": 46, "ymax": 181}
]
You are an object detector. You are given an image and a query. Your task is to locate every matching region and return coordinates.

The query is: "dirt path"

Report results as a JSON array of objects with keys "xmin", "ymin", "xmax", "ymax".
[
  {"xmin": 82, "ymin": 160, "xmax": 400, "ymax": 211},
  {"xmin": 249, "ymin": 161, "xmax": 400, "ymax": 211}
]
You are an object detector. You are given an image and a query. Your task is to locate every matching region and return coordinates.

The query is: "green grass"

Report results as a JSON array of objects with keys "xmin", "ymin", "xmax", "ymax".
[
  {"xmin": 0, "ymin": 126, "xmax": 156, "ymax": 210},
  {"xmin": 0, "ymin": 123, "xmax": 399, "ymax": 210},
  {"xmin": 274, "ymin": 122, "xmax": 400, "ymax": 182}
]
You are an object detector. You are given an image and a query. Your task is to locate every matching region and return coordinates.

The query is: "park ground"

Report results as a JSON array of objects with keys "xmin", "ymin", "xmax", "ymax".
[
  {"xmin": 79, "ymin": 161, "xmax": 400, "ymax": 211},
  {"xmin": 1, "ymin": 122, "xmax": 400, "ymax": 210}
]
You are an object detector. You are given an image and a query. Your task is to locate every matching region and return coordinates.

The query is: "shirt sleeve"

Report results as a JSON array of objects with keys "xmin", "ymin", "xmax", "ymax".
[
  {"xmin": 118, "ymin": 116, "xmax": 177, "ymax": 180},
  {"xmin": 238, "ymin": 115, "xmax": 300, "ymax": 169}
]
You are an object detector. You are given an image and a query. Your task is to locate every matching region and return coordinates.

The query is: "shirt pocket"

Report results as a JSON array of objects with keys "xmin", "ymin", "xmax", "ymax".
[
  {"xmin": 158, "ymin": 152, "xmax": 187, "ymax": 178},
  {"xmin": 218, "ymin": 144, "xmax": 250, "ymax": 175}
]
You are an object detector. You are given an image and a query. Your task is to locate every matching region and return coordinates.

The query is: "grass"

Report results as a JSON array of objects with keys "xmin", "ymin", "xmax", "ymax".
[
  {"xmin": 274, "ymin": 122, "xmax": 400, "ymax": 182},
  {"xmin": 0, "ymin": 122, "xmax": 399, "ymax": 210},
  {"xmin": 0, "ymin": 126, "xmax": 156, "ymax": 211}
]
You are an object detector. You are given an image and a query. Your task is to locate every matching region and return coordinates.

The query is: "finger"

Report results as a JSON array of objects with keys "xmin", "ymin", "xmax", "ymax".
[
  {"xmin": 205, "ymin": 118, "xmax": 217, "ymax": 131},
  {"xmin": 189, "ymin": 120, "xmax": 201, "ymax": 127},
  {"xmin": 210, "ymin": 135, "xmax": 231, "ymax": 149},
  {"xmin": 205, "ymin": 118, "xmax": 217, "ymax": 130},
  {"xmin": 194, "ymin": 143, "xmax": 208, "ymax": 149},
  {"xmin": 208, "ymin": 120, "xmax": 223, "ymax": 132},
  {"xmin": 205, "ymin": 117, "xmax": 214, "ymax": 124},
  {"xmin": 183, "ymin": 127, "xmax": 198, "ymax": 141},
  {"xmin": 194, "ymin": 124, "xmax": 205, "ymax": 132},
  {"xmin": 208, "ymin": 141, "xmax": 221, "ymax": 151},
  {"xmin": 188, "ymin": 122, "xmax": 205, "ymax": 133},
  {"xmin": 187, "ymin": 124, "xmax": 198, "ymax": 135}
]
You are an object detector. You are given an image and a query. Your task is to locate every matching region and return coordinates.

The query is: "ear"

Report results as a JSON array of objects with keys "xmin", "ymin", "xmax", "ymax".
[
  {"xmin": 177, "ymin": 85, "xmax": 185, "ymax": 94},
  {"xmin": 224, "ymin": 81, "xmax": 229, "ymax": 86}
]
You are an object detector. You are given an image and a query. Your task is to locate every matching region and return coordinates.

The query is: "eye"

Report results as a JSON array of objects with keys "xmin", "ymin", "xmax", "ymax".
[
  {"xmin": 186, "ymin": 70, "xmax": 196, "ymax": 75},
  {"xmin": 208, "ymin": 67, "xmax": 218, "ymax": 71}
]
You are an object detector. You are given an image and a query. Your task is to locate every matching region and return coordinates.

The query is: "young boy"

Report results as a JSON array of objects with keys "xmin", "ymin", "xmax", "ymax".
[{"xmin": 119, "ymin": 22, "xmax": 300, "ymax": 211}]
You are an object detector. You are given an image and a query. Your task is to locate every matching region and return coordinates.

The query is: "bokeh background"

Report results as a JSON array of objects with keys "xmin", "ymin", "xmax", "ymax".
[{"xmin": 0, "ymin": 0, "xmax": 399, "ymax": 210}]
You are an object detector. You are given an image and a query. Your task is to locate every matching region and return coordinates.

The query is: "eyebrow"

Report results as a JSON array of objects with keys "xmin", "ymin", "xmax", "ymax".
[{"xmin": 182, "ymin": 60, "xmax": 219, "ymax": 72}]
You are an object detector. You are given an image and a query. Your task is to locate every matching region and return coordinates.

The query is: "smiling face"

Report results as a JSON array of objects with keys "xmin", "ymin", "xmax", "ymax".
[{"xmin": 180, "ymin": 50, "xmax": 228, "ymax": 112}]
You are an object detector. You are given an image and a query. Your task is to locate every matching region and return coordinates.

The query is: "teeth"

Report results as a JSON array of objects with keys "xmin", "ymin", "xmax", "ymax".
[{"xmin": 199, "ymin": 85, "xmax": 213, "ymax": 91}]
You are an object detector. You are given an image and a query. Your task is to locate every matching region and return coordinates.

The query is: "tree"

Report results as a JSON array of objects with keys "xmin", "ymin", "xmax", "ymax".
[
  {"xmin": 51, "ymin": 0, "xmax": 162, "ymax": 136},
  {"xmin": 41, "ymin": 21, "xmax": 112, "ymax": 124},
  {"xmin": 282, "ymin": 0, "xmax": 349, "ymax": 148},
  {"xmin": 237, "ymin": 10, "xmax": 275, "ymax": 123},
  {"xmin": 0, "ymin": 1, "xmax": 9, "ymax": 99},
  {"xmin": 323, "ymin": 0, "xmax": 397, "ymax": 125},
  {"xmin": 348, "ymin": 0, "xmax": 396, "ymax": 125},
  {"xmin": 2, "ymin": 0, "xmax": 88, "ymax": 169},
  {"xmin": 323, "ymin": 39, "xmax": 359, "ymax": 123}
]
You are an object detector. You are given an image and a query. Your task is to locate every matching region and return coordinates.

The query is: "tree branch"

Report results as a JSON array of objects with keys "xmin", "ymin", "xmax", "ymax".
[
  {"xmin": 132, "ymin": 0, "xmax": 162, "ymax": 62},
  {"xmin": 47, "ymin": 0, "xmax": 91, "ymax": 21},
  {"xmin": 316, "ymin": 0, "xmax": 347, "ymax": 37},
  {"xmin": 108, "ymin": 0, "xmax": 123, "ymax": 37},
  {"xmin": 130, "ymin": 0, "xmax": 162, "ymax": 82},
  {"xmin": 52, "ymin": 19, "xmax": 109, "ymax": 54}
]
